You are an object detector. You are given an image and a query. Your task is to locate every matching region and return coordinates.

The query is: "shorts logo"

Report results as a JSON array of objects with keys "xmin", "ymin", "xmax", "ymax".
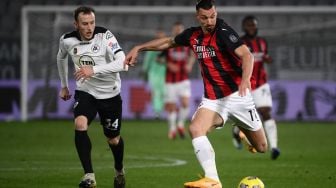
[{"xmin": 105, "ymin": 119, "xmax": 119, "ymax": 130}]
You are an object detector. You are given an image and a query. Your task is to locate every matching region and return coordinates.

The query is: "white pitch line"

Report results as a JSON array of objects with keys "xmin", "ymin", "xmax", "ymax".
[{"xmin": 0, "ymin": 156, "xmax": 187, "ymax": 172}]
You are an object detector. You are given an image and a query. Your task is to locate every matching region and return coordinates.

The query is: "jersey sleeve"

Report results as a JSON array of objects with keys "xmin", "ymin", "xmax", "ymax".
[
  {"xmin": 174, "ymin": 28, "xmax": 192, "ymax": 46},
  {"xmin": 217, "ymin": 25, "xmax": 244, "ymax": 51},
  {"xmin": 56, "ymin": 35, "xmax": 69, "ymax": 88},
  {"xmin": 93, "ymin": 30, "xmax": 128, "ymax": 74}
]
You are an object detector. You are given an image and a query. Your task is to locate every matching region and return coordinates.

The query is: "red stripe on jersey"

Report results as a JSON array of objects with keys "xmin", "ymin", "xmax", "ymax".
[
  {"xmin": 190, "ymin": 30, "xmax": 243, "ymax": 99},
  {"xmin": 242, "ymin": 36, "xmax": 268, "ymax": 88},
  {"xmin": 165, "ymin": 47, "xmax": 190, "ymax": 83}
]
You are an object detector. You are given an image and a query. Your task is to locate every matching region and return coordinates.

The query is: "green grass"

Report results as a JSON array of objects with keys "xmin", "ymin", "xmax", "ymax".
[{"xmin": 0, "ymin": 120, "xmax": 335, "ymax": 188}]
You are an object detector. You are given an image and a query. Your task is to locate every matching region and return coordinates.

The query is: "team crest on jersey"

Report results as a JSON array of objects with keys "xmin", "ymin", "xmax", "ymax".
[
  {"xmin": 92, "ymin": 44, "xmax": 100, "ymax": 53},
  {"xmin": 229, "ymin": 34, "xmax": 238, "ymax": 43},
  {"xmin": 73, "ymin": 48, "xmax": 77, "ymax": 55}
]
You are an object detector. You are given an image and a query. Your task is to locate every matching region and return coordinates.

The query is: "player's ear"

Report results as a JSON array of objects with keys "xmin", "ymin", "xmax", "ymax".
[{"xmin": 74, "ymin": 21, "xmax": 78, "ymax": 30}]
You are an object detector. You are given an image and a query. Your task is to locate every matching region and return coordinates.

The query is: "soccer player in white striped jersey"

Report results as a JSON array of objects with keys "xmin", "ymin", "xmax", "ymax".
[{"xmin": 56, "ymin": 6, "xmax": 128, "ymax": 188}]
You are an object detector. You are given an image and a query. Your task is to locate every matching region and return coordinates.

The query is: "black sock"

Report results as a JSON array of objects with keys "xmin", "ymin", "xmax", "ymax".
[
  {"xmin": 109, "ymin": 137, "xmax": 124, "ymax": 171},
  {"xmin": 75, "ymin": 130, "xmax": 93, "ymax": 173}
]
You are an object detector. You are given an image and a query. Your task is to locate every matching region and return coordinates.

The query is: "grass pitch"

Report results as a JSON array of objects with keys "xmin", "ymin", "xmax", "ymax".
[{"xmin": 0, "ymin": 120, "xmax": 335, "ymax": 188}]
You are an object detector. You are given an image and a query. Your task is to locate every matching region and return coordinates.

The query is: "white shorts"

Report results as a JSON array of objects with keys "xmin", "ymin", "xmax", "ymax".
[
  {"xmin": 165, "ymin": 80, "xmax": 191, "ymax": 103},
  {"xmin": 252, "ymin": 83, "xmax": 273, "ymax": 108},
  {"xmin": 194, "ymin": 91, "xmax": 262, "ymax": 131}
]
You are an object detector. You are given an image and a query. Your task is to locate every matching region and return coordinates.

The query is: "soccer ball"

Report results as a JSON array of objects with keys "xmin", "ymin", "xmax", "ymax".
[{"xmin": 238, "ymin": 176, "xmax": 264, "ymax": 188}]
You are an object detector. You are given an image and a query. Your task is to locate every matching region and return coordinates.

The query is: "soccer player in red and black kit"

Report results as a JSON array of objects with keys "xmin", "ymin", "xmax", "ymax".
[
  {"xmin": 159, "ymin": 22, "xmax": 195, "ymax": 140},
  {"xmin": 232, "ymin": 15, "xmax": 280, "ymax": 160},
  {"xmin": 125, "ymin": 0, "xmax": 267, "ymax": 187}
]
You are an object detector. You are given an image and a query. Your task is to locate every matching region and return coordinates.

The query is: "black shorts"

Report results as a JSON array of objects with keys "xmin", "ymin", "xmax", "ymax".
[{"xmin": 73, "ymin": 90, "xmax": 122, "ymax": 138}]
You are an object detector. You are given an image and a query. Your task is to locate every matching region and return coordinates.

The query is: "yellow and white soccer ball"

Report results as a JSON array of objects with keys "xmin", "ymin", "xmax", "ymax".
[{"xmin": 238, "ymin": 176, "xmax": 265, "ymax": 188}]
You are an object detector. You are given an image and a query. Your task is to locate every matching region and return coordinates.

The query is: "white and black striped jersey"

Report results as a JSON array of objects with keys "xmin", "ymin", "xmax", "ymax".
[{"xmin": 57, "ymin": 26, "xmax": 127, "ymax": 99}]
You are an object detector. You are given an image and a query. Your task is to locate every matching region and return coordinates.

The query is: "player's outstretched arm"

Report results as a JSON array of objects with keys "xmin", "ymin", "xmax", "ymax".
[
  {"xmin": 125, "ymin": 37, "xmax": 176, "ymax": 67},
  {"xmin": 234, "ymin": 44, "xmax": 254, "ymax": 97}
]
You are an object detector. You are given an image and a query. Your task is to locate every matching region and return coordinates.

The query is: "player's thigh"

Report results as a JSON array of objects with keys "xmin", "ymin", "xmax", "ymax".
[
  {"xmin": 190, "ymin": 108, "xmax": 223, "ymax": 138},
  {"xmin": 97, "ymin": 94, "xmax": 122, "ymax": 138},
  {"xmin": 190, "ymin": 97, "xmax": 227, "ymax": 137},
  {"xmin": 252, "ymin": 83, "xmax": 273, "ymax": 108},
  {"xmin": 73, "ymin": 90, "xmax": 98, "ymax": 129}
]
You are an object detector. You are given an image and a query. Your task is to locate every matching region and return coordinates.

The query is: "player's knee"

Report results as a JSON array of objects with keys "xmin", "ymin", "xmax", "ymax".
[
  {"xmin": 74, "ymin": 116, "xmax": 88, "ymax": 131},
  {"xmin": 188, "ymin": 123, "xmax": 204, "ymax": 138},
  {"xmin": 107, "ymin": 136, "xmax": 120, "ymax": 146},
  {"xmin": 255, "ymin": 142, "xmax": 268, "ymax": 153}
]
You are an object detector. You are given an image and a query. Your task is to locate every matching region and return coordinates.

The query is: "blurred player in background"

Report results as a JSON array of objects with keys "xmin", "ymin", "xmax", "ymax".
[
  {"xmin": 158, "ymin": 22, "xmax": 196, "ymax": 140},
  {"xmin": 232, "ymin": 15, "xmax": 280, "ymax": 160},
  {"xmin": 142, "ymin": 29, "xmax": 167, "ymax": 118},
  {"xmin": 124, "ymin": 0, "xmax": 268, "ymax": 187},
  {"xmin": 56, "ymin": 6, "xmax": 127, "ymax": 188}
]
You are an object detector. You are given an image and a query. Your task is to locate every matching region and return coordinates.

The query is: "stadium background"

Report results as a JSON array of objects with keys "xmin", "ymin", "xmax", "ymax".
[
  {"xmin": 0, "ymin": 1, "xmax": 336, "ymax": 188},
  {"xmin": 0, "ymin": 0, "xmax": 336, "ymax": 121}
]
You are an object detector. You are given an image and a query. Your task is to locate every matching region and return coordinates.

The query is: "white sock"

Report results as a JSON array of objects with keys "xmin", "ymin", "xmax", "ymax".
[
  {"xmin": 192, "ymin": 136, "xmax": 219, "ymax": 181},
  {"xmin": 264, "ymin": 119, "xmax": 278, "ymax": 149},
  {"xmin": 168, "ymin": 111, "xmax": 177, "ymax": 132},
  {"xmin": 177, "ymin": 106, "xmax": 189, "ymax": 128}
]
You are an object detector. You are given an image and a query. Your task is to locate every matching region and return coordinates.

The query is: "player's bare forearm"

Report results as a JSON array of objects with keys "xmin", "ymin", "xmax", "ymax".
[
  {"xmin": 125, "ymin": 37, "xmax": 177, "ymax": 67},
  {"xmin": 235, "ymin": 45, "xmax": 254, "ymax": 96}
]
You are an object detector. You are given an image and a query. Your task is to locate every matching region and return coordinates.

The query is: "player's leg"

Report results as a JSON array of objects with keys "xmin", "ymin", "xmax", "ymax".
[
  {"xmin": 165, "ymin": 83, "xmax": 178, "ymax": 139},
  {"xmin": 258, "ymin": 106, "xmax": 280, "ymax": 159},
  {"xmin": 184, "ymin": 98, "xmax": 225, "ymax": 188},
  {"xmin": 229, "ymin": 91, "xmax": 268, "ymax": 153},
  {"xmin": 177, "ymin": 80, "xmax": 191, "ymax": 138},
  {"xmin": 253, "ymin": 83, "xmax": 280, "ymax": 159},
  {"xmin": 97, "ymin": 94, "xmax": 125, "ymax": 188},
  {"xmin": 73, "ymin": 91, "xmax": 98, "ymax": 188}
]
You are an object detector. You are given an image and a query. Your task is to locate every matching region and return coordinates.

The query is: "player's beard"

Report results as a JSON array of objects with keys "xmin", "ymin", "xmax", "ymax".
[{"xmin": 245, "ymin": 29, "xmax": 258, "ymax": 38}]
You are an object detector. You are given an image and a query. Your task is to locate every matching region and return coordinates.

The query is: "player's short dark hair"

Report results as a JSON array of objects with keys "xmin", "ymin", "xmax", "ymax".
[
  {"xmin": 174, "ymin": 21, "xmax": 183, "ymax": 26},
  {"xmin": 74, "ymin": 6, "xmax": 95, "ymax": 21},
  {"xmin": 196, "ymin": 0, "xmax": 215, "ymax": 11},
  {"xmin": 242, "ymin": 15, "xmax": 258, "ymax": 25}
]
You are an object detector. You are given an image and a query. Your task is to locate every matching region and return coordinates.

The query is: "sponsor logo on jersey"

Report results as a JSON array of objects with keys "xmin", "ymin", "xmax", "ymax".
[
  {"xmin": 192, "ymin": 45, "xmax": 216, "ymax": 59},
  {"xmin": 78, "ymin": 55, "xmax": 95, "ymax": 66},
  {"xmin": 92, "ymin": 44, "xmax": 100, "ymax": 53}
]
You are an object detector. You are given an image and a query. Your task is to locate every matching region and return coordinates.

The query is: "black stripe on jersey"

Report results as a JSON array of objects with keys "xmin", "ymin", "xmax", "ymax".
[
  {"xmin": 244, "ymin": 38, "xmax": 254, "ymax": 52},
  {"xmin": 115, "ymin": 49, "xmax": 123, "ymax": 54},
  {"xmin": 63, "ymin": 26, "xmax": 108, "ymax": 40},
  {"xmin": 256, "ymin": 37, "xmax": 263, "ymax": 52},
  {"xmin": 64, "ymin": 31, "xmax": 81, "ymax": 40},
  {"xmin": 94, "ymin": 26, "xmax": 108, "ymax": 35},
  {"xmin": 198, "ymin": 34, "xmax": 224, "ymax": 99},
  {"xmin": 210, "ymin": 51, "xmax": 238, "ymax": 94},
  {"xmin": 255, "ymin": 37, "xmax": 263, "ymax": 87},
  {"xmin": 217, "ymin": 35, "xmax": 242, "ymax": 78}
]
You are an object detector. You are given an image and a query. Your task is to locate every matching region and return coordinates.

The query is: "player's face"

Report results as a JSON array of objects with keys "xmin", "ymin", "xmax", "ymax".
[
  {"xmin": 75, "ymin": 12, "xmax": 95, "ymax": 41},
  {"xmin": 243, "ymin": 19, "xmax": 258, "ymax": 37},
  {"xmin": 172, "ymin": 24, "xmax": 184, "ymax": 36},
  {"xmin": 196, "ymin": 6, "xmax": 217, "ymax": 33}
]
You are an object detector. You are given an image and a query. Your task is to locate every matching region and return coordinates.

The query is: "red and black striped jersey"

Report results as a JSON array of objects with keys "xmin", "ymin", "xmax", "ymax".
[
  {"xmin": 241, "ymin": 35, "xmax": 269, "ymax": 88},
  {"xmin": 174, "ymin": 18, "xmax": 254, "ymax": 99},
  {"xmin": 161, "ymin": 47, "xmax": 191, "ymax": 83}
]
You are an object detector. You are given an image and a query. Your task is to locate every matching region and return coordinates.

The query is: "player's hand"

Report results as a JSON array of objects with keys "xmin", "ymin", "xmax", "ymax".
[
  {"xmin": 238, "ymin": 79, "xmax": 251, "ymax": 97},
  {"xmin": 124, "ymin": 46, "xmax": 140, "ymax": 67},
  {"xmin": 74, "ymin": 66, "xmax": 94, "ymax": 82},
  {"xmin": 59, "ymin": 87, "xmax": 72, "ymax": 101}
]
